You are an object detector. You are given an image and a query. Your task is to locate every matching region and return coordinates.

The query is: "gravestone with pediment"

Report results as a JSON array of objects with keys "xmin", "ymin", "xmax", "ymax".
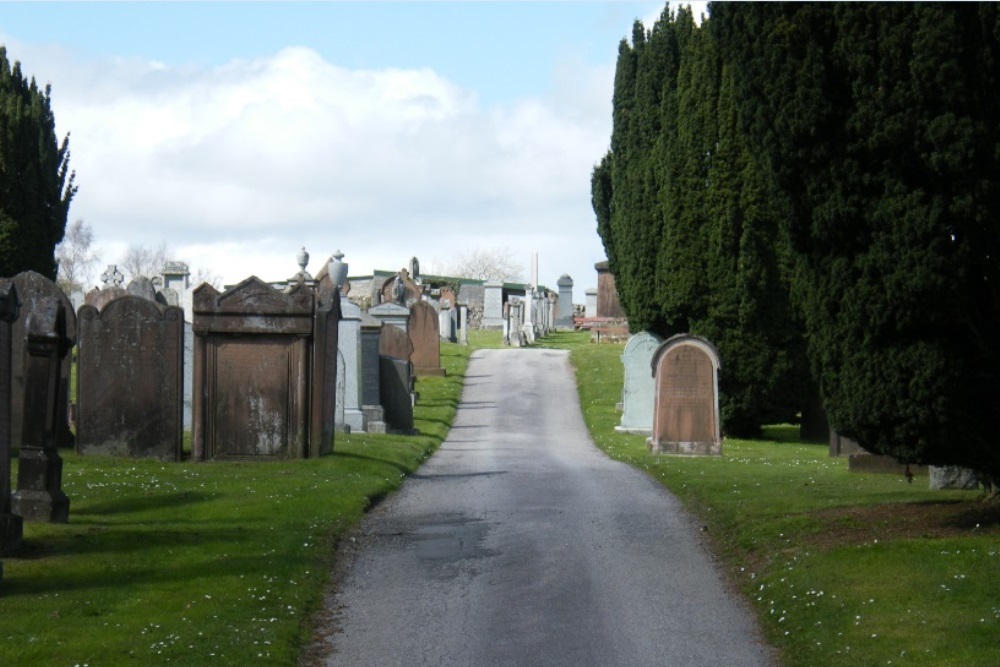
[
  {"xmin": 616, "ymin": 331, "xmax": 664, "ymax": 436},
  {"xmin": 76, "ymin": 296, "xmax": 184, "ymax": 461},
  {"xmin": 369, "ymin": 301, "xmax": 410, "ymax": 333},
  {"xmin": 336, "ymin": 297, "xmax": 367, "ymax": 432},
  {"xmin": 0, "ymin": 280, "xmax": 22, "ymax": 554},
  {"xmin": 409, "ymin": 300, "xmax": 445, "ymax": 377},
  {"xmin": 192, "ymin": 276, "xmax": 336, "ymax": 460},
  {"xmin": 12, "ymin": 296, "xmax": 72, "ymax": 522},
  {"xmin": 648, "ymin": 334, "xmax": 722, "ymax": 456},
  {"xmin": 11, "ymin": 271, "xmax": 76, "ymax": 452}
]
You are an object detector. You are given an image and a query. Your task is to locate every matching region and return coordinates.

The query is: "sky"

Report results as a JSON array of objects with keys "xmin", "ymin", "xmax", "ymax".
[{"xmin": 1, "ymin": 0, "xmax": 707, "ymax": 296}]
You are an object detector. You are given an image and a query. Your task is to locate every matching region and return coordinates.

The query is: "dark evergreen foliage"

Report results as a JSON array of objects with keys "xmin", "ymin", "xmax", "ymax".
[{"xmin": 0, "ymin": 46, "xmax": 77, "ymax": 279}]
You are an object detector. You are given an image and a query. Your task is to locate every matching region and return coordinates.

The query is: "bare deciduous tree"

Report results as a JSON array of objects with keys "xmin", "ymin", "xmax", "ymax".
[
  {"xmin": 55, "ymin": 218, "xmax": 101, "ymax": 293},
  {"xmin": 444, "ymin": 246, "xmax": 525, "ymax": 283},
  {"xmin": 119, "ymin": 241, "xmax": 169, "ymax": 282}
]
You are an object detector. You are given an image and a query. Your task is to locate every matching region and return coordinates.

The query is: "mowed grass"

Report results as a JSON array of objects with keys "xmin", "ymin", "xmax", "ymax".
[
  {"xmin": 2, "ymin": 341, "xmax": 473, "ymax": 666},
  {"xmin": 567, "ymin": 334, "xmax": 1000, "ymax": 667}
]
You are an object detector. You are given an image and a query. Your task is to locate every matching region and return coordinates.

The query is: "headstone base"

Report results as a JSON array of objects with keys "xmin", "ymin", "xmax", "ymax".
[
  {"xmin": 929, "ymin": 466, "xmax": 980, "ymax": 490},
  {"xmin": 848, "ymin": 453, "xmax": 927, "ymax": 476},
  {"xmin": 0, "ymin": 515, "xmax": 23, "ymax": 556},
  {"xmin": 647, "ymin": 438, "xmax": 722, "ymax": 457},
  {"xmin": 362, "ymin": 405, "xmax": 387, "ymax": 434},
  {"xmin": 615, "ymin": 426, "xmax": 653, "ymax": 436},
  {"xmin": 13, "ymin": 448, "xmax": 70, "ymax": 523},
  {"xmin": 344, "ymin": 408, "xmax": 368, "ymax": 433}
]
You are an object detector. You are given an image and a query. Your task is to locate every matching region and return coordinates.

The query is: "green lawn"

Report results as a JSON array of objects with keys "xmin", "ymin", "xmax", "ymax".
[
  {"xmin": 566, "ymin": 334, "xmax": 1000, "ymax": 667},
  {"xmin": 3, "ymin": 341, "xmax": 472, "ymax": 666}
]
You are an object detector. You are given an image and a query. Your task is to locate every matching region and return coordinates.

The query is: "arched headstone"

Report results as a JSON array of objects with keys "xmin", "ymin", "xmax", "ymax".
[
  {"xmin": 615, "ymin": 331, "xmax": 664, "ymax": 435},
  {"xmin": 648, "ymin": 334, "xmax": 722, "ymax": 456}
]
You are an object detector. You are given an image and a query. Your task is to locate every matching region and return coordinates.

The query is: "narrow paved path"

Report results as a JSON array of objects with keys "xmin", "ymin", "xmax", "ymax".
[{"xmin": 314, "ymin": 349, "xmax": 774, "ymax": 667}]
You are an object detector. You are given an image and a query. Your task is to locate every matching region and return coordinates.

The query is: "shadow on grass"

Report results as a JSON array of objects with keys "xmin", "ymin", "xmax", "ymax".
[
  {"xmin": 332, "ymin": 451, "xmax": 413, "ymax": 477},
  {"xmin": 76, "ymin": 491, "xmax": 218, "ymax": 517}
]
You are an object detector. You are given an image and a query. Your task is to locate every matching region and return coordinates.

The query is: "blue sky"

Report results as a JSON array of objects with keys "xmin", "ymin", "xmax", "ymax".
[{"xmin": 1, "ymin": 1, "xmax": 703, "ymax": 293}]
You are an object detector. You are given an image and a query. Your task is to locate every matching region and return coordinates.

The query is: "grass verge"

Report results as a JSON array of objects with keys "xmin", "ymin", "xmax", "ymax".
[
  {"xmin": 567, "ymin": 334, "xmax": 1000, "ymax": 667},
  {"xmin": 2, "ymin": 341, "xmax": 472, "ymax": 666}
]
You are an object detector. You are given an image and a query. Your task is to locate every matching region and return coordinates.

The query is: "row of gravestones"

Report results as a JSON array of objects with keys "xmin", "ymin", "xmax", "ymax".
[
  {"xmin": 500, "ymin": 286, "xmax": 556, "ymax": 347},
  {"xmin": 616, "ymin": 331, "xmax": 981, "ymax": 489}
]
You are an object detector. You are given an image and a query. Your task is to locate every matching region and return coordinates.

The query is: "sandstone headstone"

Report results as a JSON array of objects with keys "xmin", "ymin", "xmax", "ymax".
[
  {"xmin": 11, "ymin": 271, "xmax": 76, "ymax": 452},
  {"xmin": 76, "ymin": 296, "xmax": 184, "ymax": 461},
  {"xmin": 0, "ymin": 280, "xmax": 22, "ymax": 554},
  {"xmin": 616, "ymin": 331, "xmax": 664, "ymax": 436},
  {"xmin": 12, "ymin": 297, "xmax": 72, "ymax": 522},
  {"xmin": 648, "ymin": 334, "xmax": 721, "ymax": 456},
  {"xmin": 85, "ymin": 285, "xmax": 128, "ymax": 312},
  {"xmin": 192, "ymin": 277, "xmax": 333, "ymax": 460},
  {"xmin": 409, "ymin": 300, "xmax": 445, "ymax": 377},
  {"xmin": 379, "ymin": 322, "xmax": 413, "ymax": 362}
]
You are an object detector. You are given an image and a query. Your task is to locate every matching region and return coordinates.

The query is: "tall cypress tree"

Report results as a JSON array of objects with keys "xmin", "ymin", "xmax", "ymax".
[
  {"xmin": 715, "ymin": 3, "xmax": 1000, "ymax": 478},
  {"xmin": 0, "ymin": 46, "xmax": 76, "ymax": 279}
]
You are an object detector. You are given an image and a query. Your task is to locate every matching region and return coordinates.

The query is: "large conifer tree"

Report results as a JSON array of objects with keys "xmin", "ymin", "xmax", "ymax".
[{"xmin": 0, "ymin": 46, "xmax": 76, "ymax": 279}]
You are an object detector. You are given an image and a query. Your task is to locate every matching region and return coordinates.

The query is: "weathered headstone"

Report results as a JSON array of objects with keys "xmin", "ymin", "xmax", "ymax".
[
  {"xmin": 409, "ymin": 300, "xmax": 445, "ymax": 377},
  {"xmin": 192, "ymin": 277, "xmax": 336, "ymax": 460},
  {"xmin": 556, "ymin": 274, "xmax": 574, "ymax": 329},
  {"xmin": 11, "ymin": 271, "xmax": 76, "ymax": 451},
  {"xmin": 438, "ymin": 303, "xmax": 456, "ymax": 343},
  {"xmin": 458, "ymin": 304, "xmax": 469, "ymax": 345},
  {"xmin": 616, "ymin": 331, "xmax": 664, "ymax": 436},
  {"xmin": 360, "ymin": 315, "xmax": 387, "ymax": 433},
  {"xmin": 379, "ymin": 322, "xmax": 413, "ymax": 362},
  {"xmin": 648, "ymin": 334, "xmax": 722, "ymax": 456},
  {"xmin": 929, "ymin": 466, "xmax": 980, "ymax": 490},
  {"xmin": 482, "ymin": 281, "xmax": 504, "ymax": 329},
  {"xmin": 379, "ymin": 269, "xmax": 422, "ymax": 306},
  {"xmin": 0, "ymin": 280, "xmax": 22, "ymax": 554},
  {"xmin": 585, "ymin": 288, "xmax": 598, "ymax": 318},
  {"xmin": 76, "ymin": 296, "xmax": 184, "ymax": 461},
  {"xmin": 380, "ymin": 356, "xmax": 414, "ymax": 433},
  {"xmin": 12, "ymin": 297, "xmax": 72, "ymax": 522}
]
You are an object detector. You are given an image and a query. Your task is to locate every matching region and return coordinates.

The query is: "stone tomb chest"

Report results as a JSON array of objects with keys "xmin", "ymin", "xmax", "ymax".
[
  {"xmin": 191, "ymin": 277, "xmax": 340, "ymax": 460},
  {"xmin": 76, "ymin": 296, "xmax": 184, "ymax": 461},
  {"xmin": 648, "ymin": 334, "xmax": 721, "ymax": 456}
]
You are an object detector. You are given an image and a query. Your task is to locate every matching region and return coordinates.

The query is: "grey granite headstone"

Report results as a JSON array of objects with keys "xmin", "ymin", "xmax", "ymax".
[
  {"xmin": 616, "ymin": 331, "xmax": 664, "ymax": 435},
  {"xmin": 556, "ymin": 274, "xmax": 574, "ymax": 329},
  {"xmin": 336, "ymin": 297, "xmax": 367, "ymax": 432},
  {"xmin": 929, "ymin": 466, "xmax": 980, "ymax": 490},
  {"xmin": 482, "ymin": 282, "xmax": 504, "ymax": 329},
  {"xmin": 368, "ymin": 301, "xmax": 410, "ymax": 332}
]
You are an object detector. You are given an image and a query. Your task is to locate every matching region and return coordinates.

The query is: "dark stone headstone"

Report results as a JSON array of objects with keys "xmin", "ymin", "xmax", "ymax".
[
  {"xmin": 648, "ymin": 334, "xmax": 722, "ymax": 457},
  {"xmin": 192, "ymin": 277, "xmax": 335, "ymax": 460},
  {"xmin": 409, "ymin": 300, "xmax": 445, "ymax": 377},
  {"xmin": 126, "ymin": 276, "xmax": 159, "ymax": 302},
  {"xmin": 0, "ymin": 280, "xmax": 23, "ymax": 554},
  {"xmin": 380, "ymin": 356, "xmax": 414, "ymax": 433},
  {"xmin": 85, "ymin": 285, "xmax": 128, "ymax": 312},
  {"xmin": 76, "ymin": 296, "xmax": 184, "ymax": 461},
  {"xmin": 11, "ymin": 271, "xmax": 76, "ymax": 451},
  {"xmin": 12, "ymin": 296, "xmax": 72, "ymax": 522}
]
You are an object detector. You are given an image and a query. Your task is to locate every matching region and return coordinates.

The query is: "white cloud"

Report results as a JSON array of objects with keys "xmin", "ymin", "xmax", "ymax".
[{"xmin": 25, "ymin": 43, "xmax": 611, "ymax": 292}]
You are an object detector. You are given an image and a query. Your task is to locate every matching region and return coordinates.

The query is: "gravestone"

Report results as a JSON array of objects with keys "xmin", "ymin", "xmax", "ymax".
[
  {"xmin": 126, "ymin": 276, "xmax": 159, "ymax": 302},
  {"xmin": 12, "ymin": 297, "xmax": 72, "ymax": 522},
  {"xmin": 76, "ymin": 296, "xmax": 184, "ymax": 461},
  {"xmin": 380, "ymin": 356, "xmax": 414, "ymax": 433},
  {"xmin": 556, "ymin": 274, "xmax": 574, "ymax": 329},
  {"xmin": 360, "ymin": 314, "xmax": 387, "ymax": 433},
  {"xmin": 192, "ymin": 276, "xmax": 336, "ymax": 460},
  {"xmin": 379, "ymin": 322, "xmax": 413, "ymax": 362},
  {"xmin": 310, "ymin": 273, "xmax": 342, "ymax": 453},
  {"xmin": 11, "ymin": 271, "xmax": 76, "ymax": 451},
  {"xmin": 616, "ymin": 331, "xmax": 664, "ymax": 436},
  {"xmin": 482, "ymin": 282, "xmax": 504, "ymax": 329},
  {"xmin": 438, "ymin": 303, "xmax": 456, "ymax": 343},
  {"xmin": 929, "ymin": 466, "xmax": 980, "ymax": 490},
  {"xmin": 379, "ymin": 269, "xmax": 422, "ymax": 306},
  {"xmin": 369, "ymin": 301, "xmax": 410, "ymax": 333},
  {"xmin": 648, "ymin": 334, "xmax": 721, "ymax": 456},
  {"xmin": 585, "ymin": 288, "xmax": 598, "ymax": 318},
  {"xmin": 409, "ymin": 300, "xmax": 445, "ymax": 377},
  {"xmin": 458, "ymin": 304, "xmax": 469, "ymax": 345},
  {"xmin": 336, "ymin": 298, "xmax": 367, "ymax": 432},
  {"xmin": 0, "ymin": 281, "xmax": 22, "ymax": 554}
]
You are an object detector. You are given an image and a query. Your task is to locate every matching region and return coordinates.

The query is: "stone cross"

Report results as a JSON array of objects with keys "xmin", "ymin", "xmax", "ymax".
[{"xmin": 101, "ymin": 264, "xmax": 125, "ymax": 288}]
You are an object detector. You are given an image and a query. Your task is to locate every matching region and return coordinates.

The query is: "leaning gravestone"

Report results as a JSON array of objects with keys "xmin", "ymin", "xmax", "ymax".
[
  {"xmin": 12, "ymin": 296, "xmax": 72, "ymax": 522},
  {"xmin": 409, "ymin": 300, "xmax": 445, "ymax": 376},
  {"xmin": 76, "ymin": 296, "xmax": 184, "ymax": 461},
  {"xmin": 616, "ymin": 331, "xmax": 664, "ymax": 436},
  {"xmin": 11, "ymin": 271, "xmax": 76, "ymax": 451},
  {"xmin": 648, "ymin": 334, "xmax": 722, "ymax": 456},
  {"xmin": 0, "ymin": 280, "xmax": 22, "ymax": 554}
]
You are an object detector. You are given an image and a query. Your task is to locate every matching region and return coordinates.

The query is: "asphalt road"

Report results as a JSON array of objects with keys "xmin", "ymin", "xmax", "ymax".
[{"xmin": 314, "ymin": 348, "xmax": 775, "ymax": 667}]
